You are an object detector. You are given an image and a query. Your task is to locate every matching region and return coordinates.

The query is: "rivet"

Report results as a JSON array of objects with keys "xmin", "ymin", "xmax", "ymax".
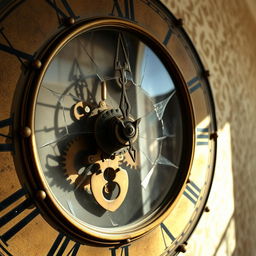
[
  {"xmin": 66, "ymin": 17, "xmax": 75, "ymax": 25},
  {"xmin": 36, "ymin": 190, "xmax": 46, "ymax": 201},
  {"xmin": 210, "ymin": 132, "xmax": 218, "ymax": 140},
  {"xmin": 176, "ymin": 18, "xmax": 183, "ymax": 27},
  {"xmin": 22, "ymin": 127, "xmax": 32, "ymax": 138},
  {"xmin": 32, "ymin": 59, "xmax": 42, "ymax": 69},
  {"xmin": 204, "ymin": 70, "xmax": 210, "ymax": 77},
  {"xmin": 176, "ymin": 243, "xmax": 187, "ymax": 253},
  {"xmin": 205, "ymin": 206, "xmax": 210, "ymax": 212}
]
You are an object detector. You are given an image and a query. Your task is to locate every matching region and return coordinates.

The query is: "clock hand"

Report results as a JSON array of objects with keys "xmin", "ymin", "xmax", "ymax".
[
  {"xmin": 114, "ymin": 33, "xmax": 139, "ymax": 162},
  {"xmin": 115, "ymin": 33, "xmax": 132, "ymax": 121},
  {"xmin": 125, "ymin": 118, "xmax": 140, "ymax": 162}
]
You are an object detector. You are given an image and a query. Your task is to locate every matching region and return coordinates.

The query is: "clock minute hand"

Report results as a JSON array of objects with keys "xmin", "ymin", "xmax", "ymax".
[
  {"xmin": 115, "ymin": 33, "xmax": 132, "ymax": 121},
  {"xmin": 114, "ymin": 33, "xmax": 138, "ymax": 162},
  {"xmin": 119, "ymin": 69, "xmax": 131, "ymax": 120}
]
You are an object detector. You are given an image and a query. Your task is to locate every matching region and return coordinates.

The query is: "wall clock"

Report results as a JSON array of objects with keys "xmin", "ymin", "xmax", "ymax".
[{"xmin": 0, "ymin": 1, "xmax": 217, "ymax": 255}]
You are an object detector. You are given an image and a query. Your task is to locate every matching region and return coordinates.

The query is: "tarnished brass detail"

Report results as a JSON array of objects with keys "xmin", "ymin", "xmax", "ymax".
[
  {"xmin": 36, "ymin": 190, "xmax": 46, "ymax": 201},
  {"xmin": 99, "ymin": 100, "xmax": 106, "ymax": 108},
  {"xmin": 101, "ymin": 80, "xmax": 107, "ymax": 101},
  {"xmin": 15, "ymin": 18, "xmax": 195, "ymax": 245},
  {"xmin": 62, "ymin": 136, "xmax": 90, "ymax": 191},
  {"xmin": 88, "ymin": 153, "xmax": 127, "ymax": 211},
  {"xmin": 91, "ymin": 166, "xmax": 128, "ymax": 212},
  {"xmin": 22, "ymin": 126, "xmax": 32, "ymax": 138},
  {"xmin": 123, "ymin": 150, "xmax": 140, "ymax": 170},
  {"xmin": 73, "ymin": 101, "xmax": 91, "ymax": 120},
  {"xmin": 66, "ymin": 17, "xmax": 75, "ymax": 26},
  {"xmin": 32, "ymin": 59, "xmax": 42, "ymax": 69}
]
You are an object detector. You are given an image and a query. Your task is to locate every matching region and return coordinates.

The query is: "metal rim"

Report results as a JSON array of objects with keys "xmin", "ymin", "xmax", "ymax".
[{"xmin": 14, "ymin": 17, "xmax": 195, "ymax": 245}]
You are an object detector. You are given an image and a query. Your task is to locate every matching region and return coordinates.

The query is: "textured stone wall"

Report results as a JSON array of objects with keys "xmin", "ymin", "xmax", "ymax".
[{"xmin": 162, "ymin": 0, "xmax": 256, "ymax": 255}]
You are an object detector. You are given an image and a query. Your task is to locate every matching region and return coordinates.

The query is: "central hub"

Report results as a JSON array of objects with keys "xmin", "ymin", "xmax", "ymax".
[
  {"xmin": 94, "ymin": 109, "xmax": 138, "ymax": 156},
  {"xmin": 123, "ymin": 122, "xmax": 136, "ymax": 139}
]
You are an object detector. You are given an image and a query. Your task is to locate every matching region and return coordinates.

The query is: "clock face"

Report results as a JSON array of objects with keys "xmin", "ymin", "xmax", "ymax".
[
  {"xmin": 0, "ymin": 1, "xmax": 217, "ymax": 255},
  {"xmin": 32, "ymin": 20, "xmax": 193, "ymax": 241}
]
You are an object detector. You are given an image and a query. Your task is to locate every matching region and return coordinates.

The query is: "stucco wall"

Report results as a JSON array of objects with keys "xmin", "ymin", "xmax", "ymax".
[{"xmin": 162, "ymin": 0, "xmax": 256, "ymax": 255}]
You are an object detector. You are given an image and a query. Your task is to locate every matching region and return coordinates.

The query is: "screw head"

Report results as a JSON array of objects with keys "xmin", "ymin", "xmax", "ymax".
[{"xmin": 84, "ymin": 106, "xmax": 91, "ymax": 113}]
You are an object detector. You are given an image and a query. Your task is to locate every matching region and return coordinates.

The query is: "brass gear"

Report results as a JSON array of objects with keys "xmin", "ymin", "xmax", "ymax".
[
  {"xmin": 87, "ymin": 150, "xmax": 124, "ymax": 172},
  {"xmin": 62, "ymin": 136, "xmax": 92, "ymax": 190},
  {"xmin": 123, "ymin": 151, "xmax": 140, "ymax": 170},
  {"xmin": 63, "ymin": 136, "xmax": 124, "ymax": 189}
]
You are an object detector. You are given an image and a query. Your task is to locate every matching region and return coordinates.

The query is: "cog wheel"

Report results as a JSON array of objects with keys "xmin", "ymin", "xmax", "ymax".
[
  {"xmin": 62, "ymin": 136, "xmax": 125, "ymax": 190},
  {"xmin": 123, "ymin": 151, "xmax": 140, "ymax": 170},
  {"xmin": 87, "ymin": 151, "xmax": 124, "ymax": 172},
  {"xmin": 62, "ymin": 136, "xmax": 92, "ymax": 189}
]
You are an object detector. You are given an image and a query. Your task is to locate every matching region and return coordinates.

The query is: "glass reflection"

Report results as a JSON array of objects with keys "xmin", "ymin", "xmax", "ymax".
[{"xmin": 35, "ymin": 28, "xmax": 183, "ymax": 229}]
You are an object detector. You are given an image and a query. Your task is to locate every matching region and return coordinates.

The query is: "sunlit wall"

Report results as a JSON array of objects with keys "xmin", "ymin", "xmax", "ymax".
[{"xmin": 162, "ymin": 0, "xmax": 256, "ymax": 255}]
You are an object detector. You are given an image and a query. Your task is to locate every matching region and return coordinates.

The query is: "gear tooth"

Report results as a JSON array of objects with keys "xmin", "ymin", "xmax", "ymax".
[{"xmin": 62, "ymin": 135, "xmax": 90, "ymax": 185}]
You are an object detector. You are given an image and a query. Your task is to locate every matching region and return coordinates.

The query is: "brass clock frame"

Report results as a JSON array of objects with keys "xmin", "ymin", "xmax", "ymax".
[{"xmin": 12, "ymin": 18, "xmax": 195, "ymax": 246}]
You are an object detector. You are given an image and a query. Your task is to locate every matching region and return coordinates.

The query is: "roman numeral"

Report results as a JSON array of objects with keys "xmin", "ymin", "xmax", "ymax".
[
  {"xmin": 110, "ymin": 0, "xmax": 136, "ymax": 21},
  {"xmin": 0, "ymin": 28, "xmax": 34, "ymax": 65},
  {"xmin": 0, "ymin": 117, "xmax": 13, "ymax": 152},
  {"xmin": 0, "ymin": 242, "xmax": 12, "ymax": 256},
  {"xmin": 0, "ymin": 188, "xmax": 39, "ymax": 245},
  {"xmin": 46, "ymin": 0, "xmax": 79, "ymax": 25},
  {"xmin": 160, "ymin": 223, "xmax": 175, "ymax": 249},
  {"xmin": 47, "ymin": 233, "xmax": 81, "ymax": 256},
  {"xmin": 109, "ymin": 244, "xmax": 130, "ymax": 256},
  {"xmin": 183, "ymin": 180, "xmax": 201, "ymax": 205},
  {"xmin": 196, "ymin": 127, "xmax": 209, "ymax": 146},
  {"xmin": 163, "ymin": 28, "xmax": 172, "ymax": 46},
  {"xmin": 187, "ymin": 76, "xmax": 202, "ymax": 93}
]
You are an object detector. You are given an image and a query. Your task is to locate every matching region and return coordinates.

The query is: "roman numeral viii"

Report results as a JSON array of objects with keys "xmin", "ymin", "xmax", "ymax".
[
  {"xmin": 110, "ymin": 0, "xmax": 136, "ymax": 21},
  {"xmin": 0, "ymin": 188, "xmax": 39, "ymax": 245}
]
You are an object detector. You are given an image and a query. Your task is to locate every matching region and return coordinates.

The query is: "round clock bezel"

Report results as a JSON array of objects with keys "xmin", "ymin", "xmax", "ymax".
[{"xmin": 12, "ymin": 17, "xmax": 195, "ymax": 246}]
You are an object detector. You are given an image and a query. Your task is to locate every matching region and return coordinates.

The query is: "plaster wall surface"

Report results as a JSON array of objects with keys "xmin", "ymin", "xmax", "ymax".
[{"xmin": 162, "ymin": 0, "xmax": 256, "ymax": 255}]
